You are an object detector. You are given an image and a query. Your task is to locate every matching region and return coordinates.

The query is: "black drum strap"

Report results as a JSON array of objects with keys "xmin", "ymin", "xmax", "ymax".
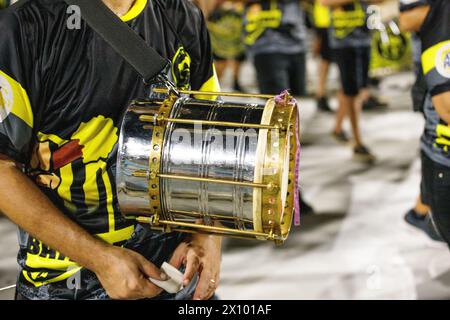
[{"xmin": 63, "ymin": 0, "xmax": 169, "ymax": 84}]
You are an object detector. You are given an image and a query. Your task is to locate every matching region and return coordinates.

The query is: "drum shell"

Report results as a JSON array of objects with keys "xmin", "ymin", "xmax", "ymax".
[
  {"xmin": 161, "ymin": 98, "xmax": 265, "ymax": 228},
  {"xmin": 117, "ymin": 98, "xmax": 266, "ymax": 230}
]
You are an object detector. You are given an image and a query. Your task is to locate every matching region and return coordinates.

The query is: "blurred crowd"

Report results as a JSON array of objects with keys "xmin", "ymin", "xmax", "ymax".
[{"xmin": 191, "ymin": 0, "xmax": 450, "ymax": 248}]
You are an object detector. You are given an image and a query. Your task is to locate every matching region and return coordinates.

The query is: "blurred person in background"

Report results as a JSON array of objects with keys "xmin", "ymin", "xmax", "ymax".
[
  {"xmin": 400, "ymin": 0, "xmax": 450, "ymax": 247},
  {"xmin": 399, "ymin": 0, "xmax": 442, "ymax": 242},
  {"xmin": 243, "ymin": 0, "xmax": 308, "ymax": 96},
  {"xmin": 311, "ymin": 0, "xmax": 335, "ymax": 112},
  {"xmin": 321, "ymin": 0, "xmax": 379, "ymax": 162},
  {"xmin": 208, "ymin": 0, "xmax": 247, "ymax": 92}
]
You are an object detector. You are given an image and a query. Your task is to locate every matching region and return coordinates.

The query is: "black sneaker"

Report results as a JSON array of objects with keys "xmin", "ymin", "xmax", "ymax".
[
  {"xmin": 404, "ymin": 209, "xmax": 444, "ymax": 242},
  {"xmin": 317, "ymin": 97, "xmax": 333, "ymax": 112},
  {"xmin": 233, "ymin": 81, "xmax": 245, "ymax": 93},
  {"xmin": 353, "ymin": 145, "xmax": 376, "ymax": 163},
  {"xmin": 332, "ymin": 130, "xmax": 350, "ymax": 144},
  {"xmin": 363, "ymin": 96, "xmax": 388, "ymax": 111}
]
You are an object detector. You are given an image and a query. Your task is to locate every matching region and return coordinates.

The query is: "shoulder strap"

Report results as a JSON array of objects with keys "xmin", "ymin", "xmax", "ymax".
[{"xmin": 64, "ymin": 0, "xmax": 169, "ymax": 83}]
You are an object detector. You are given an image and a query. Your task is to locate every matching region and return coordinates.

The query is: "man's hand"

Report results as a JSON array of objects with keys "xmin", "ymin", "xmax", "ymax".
[
  {"xmin": 170, "ymin": 234, "xmax": 222, "ymax": 300},
  {"xmin": 95, "ymin": 246, "xmax": 167, "ymax": 300}
]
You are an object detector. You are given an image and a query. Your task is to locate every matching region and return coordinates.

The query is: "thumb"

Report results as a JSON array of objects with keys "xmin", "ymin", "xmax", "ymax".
[{"xmin": 138, "ymin": 257, "xmax": 168, "ymax": 281}]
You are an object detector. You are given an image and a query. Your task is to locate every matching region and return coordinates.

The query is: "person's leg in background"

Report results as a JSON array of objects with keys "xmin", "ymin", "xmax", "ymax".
[
  {"xmin": 253, "ymin": 52, "xmax": 289, "ymax": 95},
  {"xmin": 421, "ymin": 152, "xmax": 450, "ymax": 246},
  {"xmin": 231, "ymin": 53, "xmax": 247, "ymax": 92},
  {"xmin": 315, "ymin": 28, "xmax": 333, "ymax": 112},
  {"xmin": 355, "ymin": 47, "xmax": 371, "ymax": 112},
  {"xmin": 288, "ymin": 52, "xmax": 307, "ymax": 97},
  {"xmin": 333, "ymin": 47, "xmax": 375, "ymax": 162},
  {"xmin": 214, "ymin": 56, "xmax": 229, "ymax": 83},
  {"xmin": 332, "ymin": 90, "xmax": 350, "ymax": 143}
]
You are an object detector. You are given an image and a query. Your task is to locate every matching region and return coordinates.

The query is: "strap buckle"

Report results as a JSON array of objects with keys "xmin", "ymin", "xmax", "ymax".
[{"xmin": 144, "ymin": 61, "xmax": 180, "ymax": 98}]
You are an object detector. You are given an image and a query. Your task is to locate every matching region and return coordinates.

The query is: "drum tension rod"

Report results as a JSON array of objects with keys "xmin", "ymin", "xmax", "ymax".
[
  {"xmin": 139, "ymin": 115, "xmax": 279, "ymax": 130},
  {"xmin": 132, "ymin": 171, "xmax": 277, "ymax": 190},
  {"xmin": 152, "ymin": 87, "xmax": 275, "ymax": 100}
]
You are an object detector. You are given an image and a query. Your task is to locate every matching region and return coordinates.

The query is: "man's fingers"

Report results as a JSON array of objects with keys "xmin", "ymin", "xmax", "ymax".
[
  {"xmin": 169, "ymin": 242, "xmax": 188, "ymax": 269},
  {"xmin": 138, "ymin": 256, "xmax": 168, "ymax": 281},
  {"xmin": 193, "ymin": 271, "xmax": 217, "ymax": 300},
  {"xmin": 183, "ymin": 251, "xmax": 200, "ymax": 285}
]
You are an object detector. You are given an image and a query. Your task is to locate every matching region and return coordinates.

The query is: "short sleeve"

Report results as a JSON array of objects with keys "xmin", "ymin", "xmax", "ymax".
[
  {"xmin": 0, "ymin": 8, "xmax": 34, "ymax": 163},
  {"xmin": 420, "ymin": 1, "xmax": 450, "ymax": 97}
]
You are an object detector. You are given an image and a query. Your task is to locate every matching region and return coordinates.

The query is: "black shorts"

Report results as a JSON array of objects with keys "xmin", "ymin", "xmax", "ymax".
[
  {"xmin": 213, "ymin": 52, "xmax": 247, "ymax": 62},
  {"xmin": 254, "ymin": 52, "xmax": 307, "ymax": 96},
  {"xmin": 421, "ymin": 151, "xmax": 450, "ymax": 246},
  {"xmin": 334, "ymin": 46, "xmax": 370, "ymax": 97},
  {"xmin": 316, "ymin": 28, "xmax": 334, "ymax": 62}
]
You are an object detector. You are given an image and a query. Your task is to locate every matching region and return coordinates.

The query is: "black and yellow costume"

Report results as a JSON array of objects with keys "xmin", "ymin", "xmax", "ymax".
[
  {"xmin": 0, "ymin": 0, "xmax": 219, "ymax": 299},
  {"xmin": 417, "ymin": 0, "xmax": 450, "ymax": 245},
  {"xmin": 243, "ymin": 0, "xmax": 307, "ymax": 95},
  {"xmin": 328, "ymin": 0, "xmax": 371, "ymax": 96},
  {"xmin": 312, "ymin": 0, "xmax": 334, "ymax": 62}
]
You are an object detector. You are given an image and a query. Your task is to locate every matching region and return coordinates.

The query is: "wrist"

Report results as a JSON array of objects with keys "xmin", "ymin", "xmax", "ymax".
[{"xmin": 84, "ymin": 240, "xmax": 116, "ymax": 274}]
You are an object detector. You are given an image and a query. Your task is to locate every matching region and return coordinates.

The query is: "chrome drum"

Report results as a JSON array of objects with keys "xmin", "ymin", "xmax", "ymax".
[{"xmin": 116, "ymin": 91, "xmax": 299, "ymax": 243}]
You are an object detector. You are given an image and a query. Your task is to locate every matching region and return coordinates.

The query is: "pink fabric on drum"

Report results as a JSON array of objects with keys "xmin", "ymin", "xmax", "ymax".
[
  {"xmin": 294, "ymin": 114, "xmax": 301, "ymax": 226},
  {"xmin": 274, "ymin": 91, "xmax": 301, "ymax": 227}
]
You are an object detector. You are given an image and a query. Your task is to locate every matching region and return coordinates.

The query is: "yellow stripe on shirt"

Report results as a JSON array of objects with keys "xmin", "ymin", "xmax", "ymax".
[
  {"xmin": 0, "ymin": 69, "xmax": 33, "ymax": 128},
  {"xmin": 195, "ymin": 67, "xmax": 221, "ymax": 101},
  {"xmin": 422, "ymin": 40, "xmax": 450, "ymax": 75}
]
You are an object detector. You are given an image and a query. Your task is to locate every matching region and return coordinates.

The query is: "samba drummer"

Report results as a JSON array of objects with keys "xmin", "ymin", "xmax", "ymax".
[{"xmin": 0, "ymin": 0, "xmax": 222, "ymax": 300}]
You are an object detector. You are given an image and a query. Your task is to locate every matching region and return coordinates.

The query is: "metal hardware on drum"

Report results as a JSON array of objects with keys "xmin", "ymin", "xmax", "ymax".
[
  {"xmin": 140, "ymin": 115, "xmax": 279, "ymax": 130},
  {"xmin": 131, "ymin": 171, "xmax": 276, "ymax": 189},
  {"xmin": 152, "ymin": 87, "xmax": 275, "ymax": 99},
  {"xmin": 116, "ymin": 89, "xmax": 300, "ymax": 244}
]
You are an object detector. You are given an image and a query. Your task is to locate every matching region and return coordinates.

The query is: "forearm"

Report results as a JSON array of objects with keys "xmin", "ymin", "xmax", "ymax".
[
  {"xmin": 399, "ymin": 6, "xmax": 430, "ymax": 32},
  {"xmin": 0, "ymin": 156, "xmax": 110, "ymax": 273},
  {"xmin": 433, "ymin": 92, "xmax": 450, "ymax": 125}
]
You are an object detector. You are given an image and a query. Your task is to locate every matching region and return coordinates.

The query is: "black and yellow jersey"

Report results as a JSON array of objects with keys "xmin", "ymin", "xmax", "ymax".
[
  {"xmin": 0, "ymin": 0, "xmax": 219, "ymax": 299},
  {"xmin": 328, "ymin": 0, "xmax": 370, "ymax": 49},
  {"xmin": 243, "ymin": 0, "xmax": 307, "ymax": 55},
  {"xmin": 419, "ymin": 0, "xmax": 450, "ymax": 166},
  {"xmin": 208, "ymin": 1, "xmax": 246, "ymax": 60}
]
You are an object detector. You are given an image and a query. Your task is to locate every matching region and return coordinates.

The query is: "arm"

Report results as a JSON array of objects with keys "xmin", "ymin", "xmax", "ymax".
[
  {"xmin": 399, "ymin": 5, "xmax": 429, "ymax": 32},
  {"xmin": 0, "ymin": 154, "xmax": 166, "ymax": 299},
  {"xmin": 433, "ymin": 93, "xmax": 450, "ymax": 125}
]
